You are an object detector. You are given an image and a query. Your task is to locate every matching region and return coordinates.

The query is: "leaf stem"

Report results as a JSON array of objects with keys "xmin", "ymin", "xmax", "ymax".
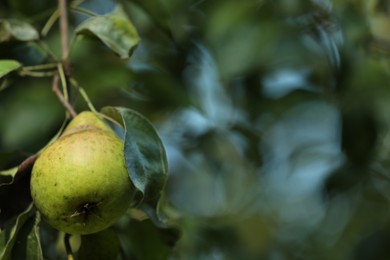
[
  {"xmin": 41, "ymin": 9, "xmax": 60, "ymax": 36},
  {"xmin": 69, "ymin": 78, "xmax": 97, "ymax": 113},
  {"xmin": 69, "ymin": 6, "xmax": 98, "ymax": 17},
  {"xmin": 23, "ymin": 63, "xmax": 58, "ymax": 71}
]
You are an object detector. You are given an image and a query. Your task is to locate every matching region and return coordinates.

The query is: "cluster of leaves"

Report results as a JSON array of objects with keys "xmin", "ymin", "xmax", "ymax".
[{"xmin": 2, "ymin": 0, "xmax": 390, "ymax": 259}]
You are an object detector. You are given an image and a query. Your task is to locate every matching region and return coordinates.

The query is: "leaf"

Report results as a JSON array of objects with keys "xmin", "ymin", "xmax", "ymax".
[
  {"xmin": 0, "ymin": 20, "xmax": 39, "ymax": 42},
  {"xmin": 0, "ymin": 154, "xmax": 38, "ymax": 229},
  {"xmin": 0, "ymin": 204, "xmax": 43, "ymax": 260},
  {"xmin": 78, "ymin": 229, "xmax": 120, "ymax": 260},
  {"xmin": 101, "ymin": 107, "xmax": 168, "ymax": 224},
  {"xmin": 0, "ymin": 60, "xmax": 22, "ymax": 79},
  {"xmin": 75, "ymin": 13, "xmax": 140, "ymax": 59},
  {"xmin": 7, "ymin": 211, "xmax": 43, "ymax": 260},
  {"xmin": 119, "ymin": 219, "xmax": 178, "ymax": 260}
]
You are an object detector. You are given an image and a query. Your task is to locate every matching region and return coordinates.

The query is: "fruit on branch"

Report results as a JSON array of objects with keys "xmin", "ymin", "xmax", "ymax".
[{"xmin": 30, "ymin": 111, "xmax": 134, "ymax": 235}]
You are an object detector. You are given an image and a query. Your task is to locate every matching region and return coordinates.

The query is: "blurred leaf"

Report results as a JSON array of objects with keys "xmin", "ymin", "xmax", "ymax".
[
  {"xmin": 0, "ymin": 150, "xmax": 27, "ymax": 170},
  {"xmin": 119, "ymin": 219, "xmax": 177, "ymax": 260},
  {"xmin": 369, "ymin": 14, "xmax": 390, "ymax": 42},
  {"xmin": 0, "ymin": 60, "xmax": 21, "ymax": 78},
  {"xmin": 75, "ymin": 12, "xmax": 140, "ymax": 59},
  {"xmin": 101, "ymin": 106, "xmax": 168, "ymax": 225},
  {"xmin": 0, "ymin": 204, "xmax": 42, "ymax": 260},
  {"xmin": 78, "ymin": 229, "xmax": 120, "ymax": 260},
  {"xmin": 0, "ymin": 154, "xmax": 37, "ymax": 228},
  {"xmin": 0, "ymin": 20, "xmax": 39, "ymax": 42},
  {"xmin": 129, "ymin": 0, "xmax": 171, "ymax": 33}
]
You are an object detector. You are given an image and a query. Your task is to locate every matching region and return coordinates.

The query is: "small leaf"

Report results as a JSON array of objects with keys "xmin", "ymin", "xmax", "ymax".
[
  {"xmin": 0, "ymin": 20, "xmax": 39, "ymax": 42},
  {"xmin": 0, "ymin": 154, "xmax": 38, "ymax": 229},
  {"xmin": 101, "ymin": 107, "xmax": 168, "ymax": 223},
  {"xmin": 78, "ymin": 229, "xmax": 121, "ymax": 260},
  {"xmin": 75, "ymin": 13, "xmax": 139, "ymax": 59},
  {"xmin": 0, "ymin": 60, "xmax": 22, "ymax": 79}
]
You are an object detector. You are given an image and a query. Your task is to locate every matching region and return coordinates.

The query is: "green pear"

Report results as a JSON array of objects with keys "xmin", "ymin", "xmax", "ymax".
[{"xmin": 31, "ymin": 111, "xmax": 134, "ymax": 235}]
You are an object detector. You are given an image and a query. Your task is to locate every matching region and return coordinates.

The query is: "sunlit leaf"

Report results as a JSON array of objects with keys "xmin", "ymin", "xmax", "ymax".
[
  {"xmin": 0, "ymin": 60, "xmax": 21, "ymax": 79},
  {"xmin": 75, "ymin": 13, "xmax": 139, "ymax": 59},
  {"xmin": 101, "ymin": 106, "xmax": 168, "ymax": 224},
  {"xmin": 0, "ymin": 20, "xmax": 39, "ymax": 42}
]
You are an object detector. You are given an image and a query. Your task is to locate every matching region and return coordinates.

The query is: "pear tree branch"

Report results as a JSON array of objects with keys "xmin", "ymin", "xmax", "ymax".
[
  {"xmin": 56, "ymin": 0, "xmax": 77, "ymax": 117},
  {"xmin": 52, "ymin": 73, "xmax": 77, "ymax": 118}
]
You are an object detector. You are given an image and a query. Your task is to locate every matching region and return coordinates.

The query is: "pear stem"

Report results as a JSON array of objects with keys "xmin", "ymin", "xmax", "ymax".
[{"xmin": 64, "ymin": 233, "xmax": 75, "ymax": 260}]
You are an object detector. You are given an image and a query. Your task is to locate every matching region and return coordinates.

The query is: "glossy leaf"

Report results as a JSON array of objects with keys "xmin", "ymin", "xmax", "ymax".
[
  {"xmin": 75, "ymin": 13, "xmax": 139, "ymax": 59},
  {"xmin": 101, "ymin": 107, "xmax": 168, "ymax": 223},
  {"xmin": 0, "ymin": 20, "xmax": 39, "ymax": 42},
  {"xmin": 0, "ymin": 60, "xmax": 21, "ymax": 79}
]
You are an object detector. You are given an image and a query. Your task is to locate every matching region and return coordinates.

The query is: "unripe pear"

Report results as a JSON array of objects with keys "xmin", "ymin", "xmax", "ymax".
[{"xmin": 31, "ymin": 111, "xmax": 134, "ymax": 235}]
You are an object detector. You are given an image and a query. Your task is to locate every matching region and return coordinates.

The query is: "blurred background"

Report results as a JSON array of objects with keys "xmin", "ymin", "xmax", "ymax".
[{"xmin": 2, "ymin": 0, "xmax": 390, "ymax": 259}]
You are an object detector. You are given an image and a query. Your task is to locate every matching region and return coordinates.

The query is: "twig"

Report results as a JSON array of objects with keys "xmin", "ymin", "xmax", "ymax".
[
  {"xmin": 52, "ymin": 73, "xmax": 77, "ymax": 118},
  {"xmin": 19, "ymin": 70, "xmax": 55, "ymax": 77},
  {"xmin": 64, "ymin": 233, "xmax": 75, "ymax": 260}
]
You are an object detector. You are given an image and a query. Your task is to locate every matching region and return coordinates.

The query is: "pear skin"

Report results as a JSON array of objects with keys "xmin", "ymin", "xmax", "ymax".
[{"xmin": 31, "ymin": 111, "xmax": 134, "ymax": 234}]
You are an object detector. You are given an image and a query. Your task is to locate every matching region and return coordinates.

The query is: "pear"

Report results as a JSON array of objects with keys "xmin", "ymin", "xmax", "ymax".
[{"xmin": 31, "ymin": 111, "xmax": 134, "ymax": 235}]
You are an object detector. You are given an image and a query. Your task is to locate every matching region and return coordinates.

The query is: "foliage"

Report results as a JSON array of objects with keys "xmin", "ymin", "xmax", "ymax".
[{"xmin": 1, "ymin": 0, "xmax": 390, "ymax": 259}]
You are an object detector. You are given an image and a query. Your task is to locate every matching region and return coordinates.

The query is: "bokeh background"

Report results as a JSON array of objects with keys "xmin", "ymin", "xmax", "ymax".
[{"xmin": 2, "ymin": 0, "xmax": 390, "ymax": 259}]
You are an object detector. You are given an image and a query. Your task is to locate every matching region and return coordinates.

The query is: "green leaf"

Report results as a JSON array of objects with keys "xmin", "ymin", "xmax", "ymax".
[
  {"xmin": 8, "ymin": 211, "xmax": 43, "ymax": 260},
  {"xmin": 0, "ymin": 60, "xmax": 21, "ymax": 79},
  {"xmin": 78, "ymin": 229, "xmax": 120, "ymax": 260},
  {"xmin": 128, "ymin": 0, "xmax": 172, "ymax": 34},
  {"xmin": 0, "ymin": 20, "xmax": 39, "ymax": 42},
  {"xmin": 75, "ymin": 12, "xmax": 140, "ymax": 59},
  {"xmin": 0, "ymin": 204, "xmax": 43, "ymax": 260},
  {"xmin": 101, "ymin": 107, "xmax": 168, "ymax": 223},
  {"xmin": 119, "ymin": 219, "xmax": 177, "ymax": 260}
]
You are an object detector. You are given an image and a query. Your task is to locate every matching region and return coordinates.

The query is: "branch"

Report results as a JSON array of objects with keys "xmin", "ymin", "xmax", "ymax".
[
  {"xmin": 52, "ymin": 73, "xmax": 77, "ymax": 118},
  {"xmin": 58, "ymin": 0, "xmax": 70, "ymax": 69}
]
